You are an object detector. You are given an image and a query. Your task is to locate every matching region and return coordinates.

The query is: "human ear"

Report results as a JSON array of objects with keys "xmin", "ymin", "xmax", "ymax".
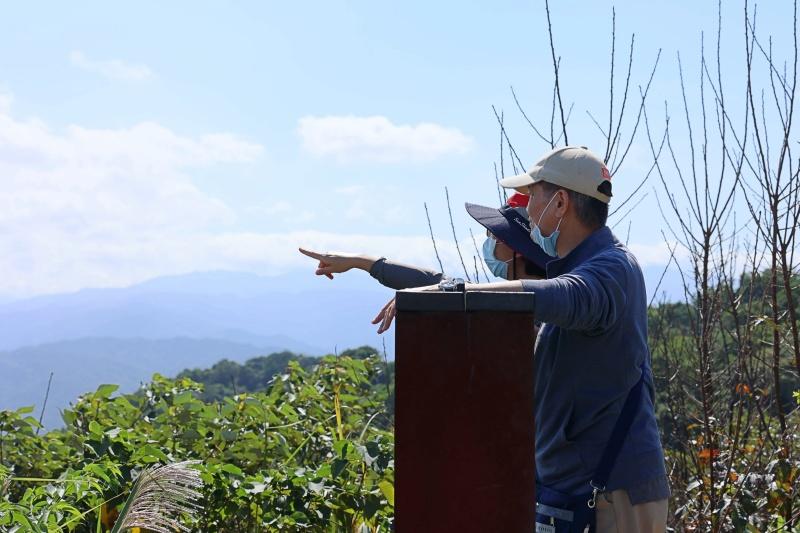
[{"xmin": 556, "ymin": 190, "xmax": 569, "ymax": 216}]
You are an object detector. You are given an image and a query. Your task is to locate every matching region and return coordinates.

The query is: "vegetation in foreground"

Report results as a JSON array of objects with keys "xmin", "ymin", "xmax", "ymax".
[
  {"xmin": 2, "ymin": 268, "xmax": 800, "ymax": 532},
  {"xmin": 0, "ymin": 348, "xmax": 394, "ymax": 531}
]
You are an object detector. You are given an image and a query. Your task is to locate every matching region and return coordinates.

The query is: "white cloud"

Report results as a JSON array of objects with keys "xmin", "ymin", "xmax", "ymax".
[
  {"xmin": 258, "ymin": 200, "xmax": 293, "ymax": 215},
  {"xmin": 628, "ymin": 240, "xmax": 687, "ymax": 267},
  {"xmin": 0, "ymin": 97, "xmax": 265, "ymax": 297},
  {"xmin": 0, "ymin": 227, "xmax": 469, "ymax": 298},
  {"xmin": 330, "ymin": 184, "xmax": 412, "ymax": 223},
  {"xmin": 223, "ymin": 231, "xmax": 453, "ymax": 270},
  {"xmin": 0, "ymin": 95, "xmax": 686, "ymax": 299},
  {"xmin": 69, "ymin": 50, "xmax": 154, "ymax": 81},
  {"xmin": 0, "ymin": 95, "xmax": 469, "ymax": 298},
  {"xmin": 0, "ymin": 94, "xmax": 476, "ymax": 298},
  {"xmin": 297, "ymin": 115, "xmax": 474, "ymax": 162}
]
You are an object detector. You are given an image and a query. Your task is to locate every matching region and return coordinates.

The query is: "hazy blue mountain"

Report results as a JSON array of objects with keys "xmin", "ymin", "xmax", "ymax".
[
  {"xmin": 0, "ymin": 270, "xmax": 397, "ymax": 428},
  {"xmin": 0, "ymin": 337, "xmax": 318, "ymax": 429},
  {"xmin": 0, "ymin": 270, "xmax": 395, "ymax": 353},
  {"xmin": 0, "ymin": 264, "xmax": 681, "ymax": 356}
]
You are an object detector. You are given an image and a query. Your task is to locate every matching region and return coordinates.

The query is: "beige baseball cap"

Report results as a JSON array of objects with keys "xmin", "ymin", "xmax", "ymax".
[{"xmin": 499, "ymin": 145, "xmax": 613, "ymax": 204}]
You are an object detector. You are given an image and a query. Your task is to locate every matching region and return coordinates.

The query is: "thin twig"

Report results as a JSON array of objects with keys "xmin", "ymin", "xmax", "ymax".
[
  {"xmin": 648, "ymin": 238, "xmax": 678, "ymax": 308},
  {"xmin": 470, "ymin": 228, "xmax": 491, "ymax": 283},
  {"xmin": 545, "ymin": 0, "xmax": 569, "ymax": 144},
  {"xmin": 423, "ymin": 202, "xmax": 445, "ymax": 273},
  {"xmin": 494, "ymin": 162, "xmax": 505, "ymax": 205},
  {"xmin": 36, "ymin": 372, "xmax": 53, "ymax": 435},
  {"xmin": 611, "ymin": 192, "xmax": 649, "ymax": 227},
  {"xmin": 510, "ymin": 85, "xmax": 552, "ymax": 144},
  {"xmin": 445, "ymin": 187, "xmax": 471, "ymax": 281},
  {"xmin": 491, "ymin": 105, "xmax": 527, "ymax": 170},
  {"xmin": 381, "ymin": 337, "xmax": 391, "ymax": 402}
]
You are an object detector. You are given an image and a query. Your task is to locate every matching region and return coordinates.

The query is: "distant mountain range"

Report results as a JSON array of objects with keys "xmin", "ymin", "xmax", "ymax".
[
  {"xmin": 0, "ymin": 270, "xmax": 397, "ymax": 427},
  {"xmin": 0, "ymin": 265, "xmax": 682, "ymax": 428},
  {"xmin": 0, "ymin": 270, "xmax": 395, "ymax": 353}
]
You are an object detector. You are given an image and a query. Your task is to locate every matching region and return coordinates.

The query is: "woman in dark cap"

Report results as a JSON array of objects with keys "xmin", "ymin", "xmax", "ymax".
[
  {"xmin": 299, "ymin": 193, "xmax": 550, "ymax": 332},
  {"xmin": 299, "ymin": 193, "xmax": 548, "ymax": 290}
]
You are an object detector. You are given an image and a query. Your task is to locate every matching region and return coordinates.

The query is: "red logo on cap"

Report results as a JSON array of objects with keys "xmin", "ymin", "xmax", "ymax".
[{"xmin": 601, "ymin": 166, "xmax": 611, "ymax": 180}]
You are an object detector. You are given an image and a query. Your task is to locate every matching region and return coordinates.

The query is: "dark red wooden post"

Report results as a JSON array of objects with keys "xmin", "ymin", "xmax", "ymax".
[{"xmin": 395, "ymin": 291, "xmax": 536, "ymax": 532}]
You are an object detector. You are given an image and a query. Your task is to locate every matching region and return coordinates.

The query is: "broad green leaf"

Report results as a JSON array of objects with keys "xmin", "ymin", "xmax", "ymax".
[
  {"xmin": 94, "ymin": 384, "xmax": 119, "ymax": 399},
  {"xmin": 379, "ymin": 481, "xmax": 394, "ymax": 507},
  {"xmin": 173, "ymin": 391, "xmax": 194, "ymax": 405},
  {"xmin": 220, "ymin": 464, "xmax": 243, "ymax": 476},
  {"xmin": 88, "ymin": 421, "xmax": 104, "ymax": 436},
  {"xmin": 331, "ymin": 458, "xmax": 348, "ymax": 479}
]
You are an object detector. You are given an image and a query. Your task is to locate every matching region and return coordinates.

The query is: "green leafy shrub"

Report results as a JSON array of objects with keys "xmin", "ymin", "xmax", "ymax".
[{"xmin": 0, "ymin": 352, "xmax": 394, "ymax": 531}]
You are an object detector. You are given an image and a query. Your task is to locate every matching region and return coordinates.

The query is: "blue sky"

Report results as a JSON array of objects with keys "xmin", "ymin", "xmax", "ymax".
[{"xmin": 0, "ymin": 0, "xmax": 792, "ymax": 298}]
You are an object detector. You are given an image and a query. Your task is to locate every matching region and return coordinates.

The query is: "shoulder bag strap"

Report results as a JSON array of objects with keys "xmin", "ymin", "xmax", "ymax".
[{"xmin": 589, "ymin": 363, "xmax": 648, "ymax": 492}]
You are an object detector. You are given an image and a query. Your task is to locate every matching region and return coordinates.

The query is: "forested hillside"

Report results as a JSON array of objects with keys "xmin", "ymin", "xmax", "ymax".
[{"xmin": 177, "ymin": 346, "xmax": 389, "ymax": 402}]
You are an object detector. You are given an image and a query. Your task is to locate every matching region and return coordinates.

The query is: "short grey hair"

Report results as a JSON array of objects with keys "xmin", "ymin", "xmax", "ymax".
[{"xmin": 538, "ymin": 181, "xmax": 608, "ymax": 229}]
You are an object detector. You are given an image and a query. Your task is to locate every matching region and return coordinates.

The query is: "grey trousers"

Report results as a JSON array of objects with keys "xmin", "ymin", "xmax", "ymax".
[{"xmin": 595, "ymin": 489, "xmax": 668, "ymax": 533}]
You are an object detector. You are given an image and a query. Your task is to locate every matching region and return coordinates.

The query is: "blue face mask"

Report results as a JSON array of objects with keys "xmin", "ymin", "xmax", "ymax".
[
  {"xmin": 530, "ymin": 193, "xmax": 563, "ymax": 258},
  {"xmin": 482, "ymin": 236, "xmax": 511, "ymax": 279}
]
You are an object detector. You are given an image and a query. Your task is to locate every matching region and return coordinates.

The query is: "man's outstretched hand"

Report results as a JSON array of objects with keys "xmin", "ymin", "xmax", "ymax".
[
  {"xmin": 298, "ymin": 248, "xmax": 376, "ymax": 279},
  {"xmin": 372, "ymin": 297, "xmax": 397, "ymax": 334}
]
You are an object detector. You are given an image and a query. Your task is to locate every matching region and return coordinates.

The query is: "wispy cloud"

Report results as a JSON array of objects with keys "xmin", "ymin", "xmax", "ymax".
[
  {"xmin": 297, "ymin": 115, "xmax": 474, "ymax": 162},
  {"xmin": 0, "ymin": 93, "xmax": 464, "ymax": 298},
  {"xmin": 69, "ymin": 50, "xmax": 155, "ymax": 81},
  {"xmin": 0, "ymin": 95, "xmax": 681, "ymax": 299},
  {"xmin": 0, "ymin": 94, "xmax": 264, "ymax": 296}
]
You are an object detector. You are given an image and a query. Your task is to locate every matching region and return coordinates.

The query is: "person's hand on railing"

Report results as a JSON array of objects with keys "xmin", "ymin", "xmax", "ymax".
[
  {"xmin": 371, "ymin": 281, "xmax": 475, "ymax": 334},
  {"xmin": 298, "ymin": 248, "xmax": 378, "ymax": 280},
  {"xmin": 372, "ymin": 297, "xmax": 396, "ymax": 334}
]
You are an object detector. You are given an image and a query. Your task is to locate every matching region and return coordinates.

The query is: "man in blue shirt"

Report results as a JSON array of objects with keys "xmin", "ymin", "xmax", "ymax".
[
  {"xmin": 379, "ymin": 146, "xmax": 669, "ymax": 532},
  {"xmin": 502, "ymin": 146, "xmax": 670, "ymax": 531}
]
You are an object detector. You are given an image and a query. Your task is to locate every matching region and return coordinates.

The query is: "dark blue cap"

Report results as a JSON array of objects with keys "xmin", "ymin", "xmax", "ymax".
[{"xmin": 465, "ymin": 202, "xmax": 550, "ymax": 275}]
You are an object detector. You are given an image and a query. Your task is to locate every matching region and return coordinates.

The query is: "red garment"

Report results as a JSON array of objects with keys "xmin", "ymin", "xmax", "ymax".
[{"xmin": 506, "ymin": 193, "xmax": 530, "ymax": 208}]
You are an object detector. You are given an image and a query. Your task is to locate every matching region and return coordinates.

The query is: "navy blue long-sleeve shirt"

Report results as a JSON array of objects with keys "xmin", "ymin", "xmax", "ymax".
[
  {"xmin": 369, "ymin": 258, "xmax": 445, "ymax": 289},
  {"xmin": 521, "ymin": 226, "xmax": 669, "ymax": 504}
]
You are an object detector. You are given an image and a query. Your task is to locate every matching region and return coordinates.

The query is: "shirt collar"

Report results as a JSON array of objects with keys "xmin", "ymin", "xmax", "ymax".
[{"xmin": 545, "ymin": 226, "xmax": 617, "ymax": 278}]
